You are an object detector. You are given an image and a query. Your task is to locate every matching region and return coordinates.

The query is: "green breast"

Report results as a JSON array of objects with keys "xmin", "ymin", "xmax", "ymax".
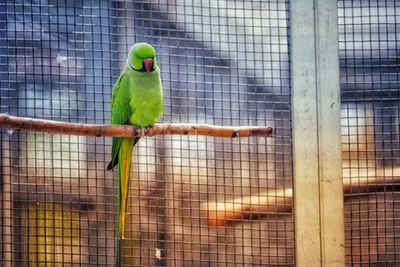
[{"xmin": 128, "ymin": 68, "xmax": 163, "ymax": 127}]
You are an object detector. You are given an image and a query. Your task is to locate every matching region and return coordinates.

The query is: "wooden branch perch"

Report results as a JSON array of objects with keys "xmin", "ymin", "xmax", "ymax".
[
  {"xmin": 201, "ymin": 175, "xmax": 400, "ymax": 226},
  {"xmin": 0, "ymin": 113, "xmax": 274, "ymax": 138},
  {"xmin": 201, "ymin": 188, "xmax": 293, "ymax": 227}
]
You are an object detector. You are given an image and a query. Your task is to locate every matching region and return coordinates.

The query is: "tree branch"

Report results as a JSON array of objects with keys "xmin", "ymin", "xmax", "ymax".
[{"xmin": 0, "ymin": 113, "xmax": 274, "ymax": 138}]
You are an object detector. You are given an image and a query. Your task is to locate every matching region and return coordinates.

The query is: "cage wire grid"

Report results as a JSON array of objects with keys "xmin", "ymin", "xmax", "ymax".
[
  {"xmin": 0, "ymin": 0, "xmax": 293, "ymax": 266},
  {"xmin": 0, "ymin": 0, "xmax": 399, "ymax": 266},
  {"xmin": 338, "ymin": 0, "xmax": 400, "ymax": 265}
]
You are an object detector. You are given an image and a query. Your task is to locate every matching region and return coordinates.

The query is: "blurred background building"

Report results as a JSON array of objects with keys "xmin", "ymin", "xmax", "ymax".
[{"xmin": 0, "ymin": 0, "xmax": 399, "ymax": 265}]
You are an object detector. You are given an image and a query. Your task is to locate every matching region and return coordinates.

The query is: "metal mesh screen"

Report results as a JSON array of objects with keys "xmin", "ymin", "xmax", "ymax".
[
  {"xmin": 338, "ymin": 0, "xmax": 400, "ymax": 265},
  {"xmin": 0, "ymin": 0, "xmax": 293, "ymax": 266}
]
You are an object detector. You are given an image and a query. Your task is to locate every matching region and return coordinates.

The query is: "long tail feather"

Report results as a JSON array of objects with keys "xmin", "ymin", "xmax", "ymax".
[{"xmin": 116, "ymin": 137, "xmax": 136, "ymax": 266}]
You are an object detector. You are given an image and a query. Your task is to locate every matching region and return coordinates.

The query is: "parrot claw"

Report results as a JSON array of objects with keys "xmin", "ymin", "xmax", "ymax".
[{"xmin": 141, "ymin": 127, "xmax": 148, "ymax": 136}]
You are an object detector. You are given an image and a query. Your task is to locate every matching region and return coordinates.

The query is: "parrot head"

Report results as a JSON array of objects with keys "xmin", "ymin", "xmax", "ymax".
[{"xmin": 128, "ymin": 43, "xmax": 157, "ymax": 73}]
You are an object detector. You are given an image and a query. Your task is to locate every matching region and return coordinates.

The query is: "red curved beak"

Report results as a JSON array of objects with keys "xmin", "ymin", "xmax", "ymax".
[{"xmin": 143, "ymin": 58, "xmax": 153, "ymax": 72}]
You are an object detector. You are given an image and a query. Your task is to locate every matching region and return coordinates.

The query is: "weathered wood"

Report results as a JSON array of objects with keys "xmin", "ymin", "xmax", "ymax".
[
  {"xmin": 201, "ymin": 188, "xmax": 293, "ymax": 227},
  {"xmin": 290, "ymin": 0, "xmax": 345, "ymax": 265},
  {"xmin": 0, "ymin": 113, "xmax": 274, "ymax": 139},
  {"xmin": 201, "ymin": 174, "xmax": 400, "ymax": 226}
]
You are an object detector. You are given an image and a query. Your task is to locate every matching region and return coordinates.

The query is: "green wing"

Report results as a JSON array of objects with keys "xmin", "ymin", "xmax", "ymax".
[{"xmin": 107, "ymin": 71, "xmax": 140, "ymax": 170}]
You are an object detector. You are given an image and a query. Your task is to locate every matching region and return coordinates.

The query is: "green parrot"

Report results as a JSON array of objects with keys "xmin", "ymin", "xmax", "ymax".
[{"xmin": 107, "ymin": 42, "xmax": 163, "ymax": 266}]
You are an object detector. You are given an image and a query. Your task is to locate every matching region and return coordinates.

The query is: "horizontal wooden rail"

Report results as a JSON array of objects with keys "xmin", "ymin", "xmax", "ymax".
[
  {"xmin": 201, "ymin": 175, "xmax": 400, "ymax": 226},
  {"xmin": 0, "ymin": 113, "xmax": 274, "ymax": 138}
]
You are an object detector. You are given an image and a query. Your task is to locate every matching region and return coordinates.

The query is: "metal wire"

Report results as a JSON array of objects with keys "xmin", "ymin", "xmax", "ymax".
[
  {"xmin": 0, "ymin": 0, "xmax": 292, "ymax": 266},
  {"xmin": 2, "ymin": 0, "xmax": 400, "ymax": 266},
  {"xmin": 338, "ymin": 0, "xmax": 400, "ymax": 265}
]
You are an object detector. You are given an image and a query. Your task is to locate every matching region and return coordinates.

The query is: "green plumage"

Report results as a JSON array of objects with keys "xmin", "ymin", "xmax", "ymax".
[{"xmin": 108, "ymin": 43, "xmax": 163, "ymax": 266}]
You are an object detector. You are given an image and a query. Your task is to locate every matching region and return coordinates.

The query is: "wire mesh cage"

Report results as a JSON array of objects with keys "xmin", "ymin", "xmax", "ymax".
[
  {"xmin": 338, "ymin": 0, "xmax": 400, "ymax": 264},
  {"xmin": 0, "ymin": 0, "xmax": 398, "ymax": 266},
  {"xmin": 1, "ymin": 0, "xmax": 292, "ymax": 265}
]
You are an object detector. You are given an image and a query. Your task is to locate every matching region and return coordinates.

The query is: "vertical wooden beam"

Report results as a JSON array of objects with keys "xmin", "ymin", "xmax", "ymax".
[
  {"xmin": 290, "ymin": 0, "xmax": 321, "ymax": 264},
  {"xmin": 290, "ymin": 0, "xmax": 345, "ymax": 266},
  {"xmin": 1, "ymin": 136, "xmax": 13, "ymax": 267},
  {"xmin": 315, "ymin": 0, "xmax": 345, "ymax": 265}
]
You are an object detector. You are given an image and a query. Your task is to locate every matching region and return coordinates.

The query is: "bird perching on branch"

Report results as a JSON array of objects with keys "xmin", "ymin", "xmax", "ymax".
[{"xmin": 107, "ymin": 43, "xmax": 163, "ymax": 266}]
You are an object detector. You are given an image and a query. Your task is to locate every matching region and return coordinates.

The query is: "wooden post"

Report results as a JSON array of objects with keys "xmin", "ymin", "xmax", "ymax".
[
  {"xmin": 290, "ymin": 0, "xmax": 345, "ymax": 266},
  {"xmin": 1, "ymin": 135, "xmax": 13, "ymax": 267}
]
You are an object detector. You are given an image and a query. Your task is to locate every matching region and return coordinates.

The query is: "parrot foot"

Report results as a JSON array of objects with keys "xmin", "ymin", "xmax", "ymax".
[{"xmin": 141, "ymin": 127, "xmax": 148, "ymax": 136}]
